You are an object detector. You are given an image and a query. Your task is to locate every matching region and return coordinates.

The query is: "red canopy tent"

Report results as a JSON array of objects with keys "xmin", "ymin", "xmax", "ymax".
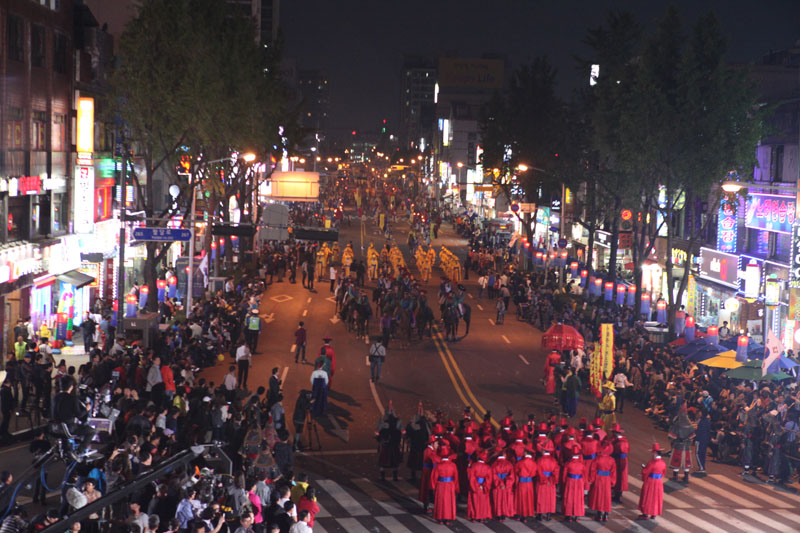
[{"xmin": 541, "ymin": 323, "xmax": 585, "ymax": 351}]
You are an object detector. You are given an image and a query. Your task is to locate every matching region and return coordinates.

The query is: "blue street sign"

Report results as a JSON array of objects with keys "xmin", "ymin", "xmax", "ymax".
[
  {"xmin": 558, "ymin": 238, "xmax": 567, "ymax": 248},
  {"xmin": 132, "ymin": 227, "xmax": 191, "ymax": 242}
]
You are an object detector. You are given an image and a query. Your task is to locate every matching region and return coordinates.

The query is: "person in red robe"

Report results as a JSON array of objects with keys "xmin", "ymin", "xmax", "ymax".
[
  {"xmin": 580, "ymin": 430, "xmax": 599, "ymax": 491},
  {"xmin": 535, "ymin": 440, "xmax": 559, "ymax": 521},
  {"xmin": 561, "ymin": 452, "xmax": 585, "ymax": 522},
  {"xmin": 491, "ymin": 451, "xmax": 516, "ymax": 521},
  {"xmin": 431, "ymin": 445, "xmax": 458, "ymax": 525},
  {"xmin": 560, "ymin": 428, "xmax": 582, "ymax": 467},
  {"xmin": 319, "ymin": 336, "xmax": 336, "ymax": 385},
  {"xmin": 510, "ymin": 430, "xmax": 527, "ymax": 462},
  {"xmin": 514, "ymin": 450, "xmax": 537, "ymax": 522},
  {"xmin": 611, "ymin": 423, "xmax": 629, "ymax": 503},
  {"xmin": 458, "ymin": 425, "xmax": 478, "ymax": 497},
  {"xmin": 419, "ymin": 437, "xmax": 440, "ymax": 512},
  {"xmin": 588, "ymin": 442, "xmax": 616, "ymax": 521},
  {"xmin": 467, "ymin": 450, "xmax": 493, "ymax": 522},
  {"xmin": 534, "ymin": 422, "xmax": 553, "ymax": 455},
  {"xmin": 543, "ymin": 351, "xmax": 561, "ymax": 395},
  {"xmin": 638, "ymin": 443, "xmax": 667, "ymax": 519}
]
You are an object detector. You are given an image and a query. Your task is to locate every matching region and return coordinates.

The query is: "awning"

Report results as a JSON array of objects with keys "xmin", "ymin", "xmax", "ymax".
[
  {"xmin": 292, "ymin": 228, "xmax": 339, "ymax": 242},
  {"xmin": 56, "ymin": 269, "xmax": 95, "ymax": 289}
]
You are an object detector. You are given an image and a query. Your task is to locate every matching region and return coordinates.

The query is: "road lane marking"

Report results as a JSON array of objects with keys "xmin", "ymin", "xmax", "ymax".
[
  {"xmin": 518, "ymin": 354, "xmax": 529, "ymax": 365},
  {"xmin": 628, "ymin": 477, "xmax": 691, "ymax": 508},
  {"xmin": 280, "ymin": 366, "xmax": 289, "ymax": 384},
  {"xmin": 709, "ymin": 474, "xmax": 794, "ymax": 508},
  {"xmin": 455, "ymin": 518, "xmax": 494, "ymax": 532},
  {"xmin": 334, "ymin": 518, "xmax": 370, "ymax": 532},
  {"xmin": 689, "ymin": 475, "xmax": 760, "ymax": 508},
  {"xmin": 477, "ymin": 304, "xmax": 484, "ymax": 311},
  {"xmin": 735, "ymin": 509, "xmax": 796, "ymax": 532},
  {"xmin": 307, "ymin": 297, "xmax": 312, "ymax": 303},
  {"xmin": 488, "ymin": 319, "xmax": 495, "ymax": 325},
  {"xmin": 502, "ymin": 335, "xmax": 511, "ymax": 344},
  {"xmin": 316, "ymin": 480, "xmax": 369, "ymax": 516},
  {"xmin": 352, "ymin": 479, "xmax": 404, "ymax": 514},
  {"xmin": 431, "ymin": 330, "xmax": 473, "ymax": 416},
  {"xmin": 412, "ymin": 515, "xmax": 451, "ymax": 532},
  {"xmin": 302, "ymin": 309, "xmax": 308, "ymax": 317},
  {"xmin": 467, "ymin": 293, "xmax": 473, "ymax": 299},
  {"xmin": 290, "ymin": 344, "xmax": 296, "ymax": 353},
  {"xmin": 668, "ymin": 510, "xmax": 732, "ymax": 533},
  {"xmin": 433, "ymin": 327, "xmax": 498, "ymax": 429},
  {"xmin": 370, "ymin": 379, "xmax": 384, "ymax": 415}
]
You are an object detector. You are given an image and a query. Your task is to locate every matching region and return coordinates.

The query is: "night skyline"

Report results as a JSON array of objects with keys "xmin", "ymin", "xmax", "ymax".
[{"xmin": 87, "ymin": 0, "xmax": 800, "ymax": 144}]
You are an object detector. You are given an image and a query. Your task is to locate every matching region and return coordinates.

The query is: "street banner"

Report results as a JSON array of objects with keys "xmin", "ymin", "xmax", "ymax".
[
  {"xmin": 601, "ymin": 323, "xmax": 614, "ymax": 379},
  {"xmin": 590, "ymin": 342, "xmax": 602, "ymax": 398}
]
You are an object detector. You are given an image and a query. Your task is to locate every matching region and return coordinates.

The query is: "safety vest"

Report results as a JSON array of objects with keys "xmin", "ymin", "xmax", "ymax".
[{"xmin": 247, "ymin": 316, "xmax": 261, "ymax": 331}]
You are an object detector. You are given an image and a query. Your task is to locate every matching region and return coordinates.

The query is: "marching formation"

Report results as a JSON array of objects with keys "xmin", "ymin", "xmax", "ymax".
[{"xmin": 377, "ymin": 406, "xmax": 665, "ymax": 525}]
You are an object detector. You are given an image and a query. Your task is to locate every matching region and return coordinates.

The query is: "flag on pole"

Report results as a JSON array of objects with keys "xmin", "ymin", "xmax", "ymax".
[{"xmin": 763, "ymin": 329, "xmax": 784, "ymax": 377}]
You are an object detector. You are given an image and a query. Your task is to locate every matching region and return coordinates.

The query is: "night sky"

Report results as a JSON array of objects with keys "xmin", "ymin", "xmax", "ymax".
[{"xmin": 89, "ymin": 0, "xmax": 800, "ymax": 144}]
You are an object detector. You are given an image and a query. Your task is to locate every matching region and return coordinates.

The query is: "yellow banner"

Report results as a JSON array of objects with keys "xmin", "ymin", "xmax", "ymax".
[
  {"xmin": 601, "ymin": 323, "xmax": 614, "ymax": 379},
  {"xmin": 687, "ymin": 274, "xmax": 696, "ymax": 317}
]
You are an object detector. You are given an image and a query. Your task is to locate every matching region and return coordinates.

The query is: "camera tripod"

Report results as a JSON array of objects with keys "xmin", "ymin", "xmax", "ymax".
[{"xmin": 303, "ymin": 410, "xmax": 322, "ymax": 451}]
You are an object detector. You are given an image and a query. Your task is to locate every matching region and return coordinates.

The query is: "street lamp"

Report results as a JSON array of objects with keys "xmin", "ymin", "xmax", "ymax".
[
  {"xmin": 721, "ymin": 181, "xmax": 743, "ymax": 193},
  {"xmin": 517, "ymin": 164, "xmax": 529, "ymax": 172}
]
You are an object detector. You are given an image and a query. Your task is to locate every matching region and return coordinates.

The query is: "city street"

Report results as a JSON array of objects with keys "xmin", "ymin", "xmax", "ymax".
[{"xmin": 189, "ymin": 213, "xmax": 800, "ymax": 532}]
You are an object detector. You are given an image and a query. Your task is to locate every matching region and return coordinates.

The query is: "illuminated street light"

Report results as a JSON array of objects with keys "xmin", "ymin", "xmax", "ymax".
[
  {"xmin": 457, "ymin": 162, "xmax": 464, "ymax": 168},
  {"xmin": 721, "ymin": 181, "xmax": 743, "ymax": 193},
  {"xmin": 242, "ymin": 152, "xmax": 256, "ymax": 162},
  {"xmin": 517, "ymin": 163, "xmax": 529, "ymax": 172}
]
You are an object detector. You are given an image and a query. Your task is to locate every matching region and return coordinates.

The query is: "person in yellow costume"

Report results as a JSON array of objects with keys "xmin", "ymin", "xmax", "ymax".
[
  {"xmin": 315, "ymin": 247, "xmax": 326, "ymax": 280},
  {"xmin": 367, "ymin": 243, "xmax": 379, "ymax": 280},
  {"xmin": 598, "ymin": 381, "xmax": 617, "ymax": 432},
  {"xmin": 342, "ymin": 248, "xmax": 353, "ymax": 278},
  {"xmin": 331, "ymin": 242, "xmax": 340, "ymax": 264}
]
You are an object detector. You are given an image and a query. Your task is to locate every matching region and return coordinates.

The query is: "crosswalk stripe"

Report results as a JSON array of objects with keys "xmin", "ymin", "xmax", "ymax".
[
  {"xmin": 388, "ymin": 478, "xmax": 419, "ymax": 498},
  {"xmin": 708, "ymin": 474, "xmax": 794, "ymax": 508},
  {"xmin": 500, "ymin": 519, "xmax": 539, "ymax": 532},
  {"xmin": 454, "ymin": 517, "xmax": 494, "ymax": 532},
  {"xmin": 628, "ymin": 476, "xmax": 691, "ymax": 508},
  {"xmin": 412, "ymin": 515, "xmax": 451, "ymax": 531},
  {"xmin": 736, "ymin": 509, "xmax": 799, "ymax": 532},
  {"xmin": 376, "ymin": 515, "xmax": 419, "ymax": 532},
  {"xmin": 663, "ymin": 479, "xmax": 718, "ymax": 508},
  {"xmin": 688, "ymin": 475, "xmax": 760, "ymax": 508},
  {"xmin": 311, "ymin": 521, "xmax": 328, "ymax": 533},
  {"xmin": 316, "ymin": 479, "xmax": 370, "ymax": 516},
  {"xmin": 668, "ymin": 509, "xmax": 730, "ymax": 533},
  {"xmin": 314, "ymin": 502, "xmax": 331, "ymax": 518},
  {"xmin": 352, "ymin": 478, "xmax": 405, "ymax": 514},
  {"xmin": 704, "ymin": 508, "xmax": 775, "ymax": 532},
  {"xmin": 335, "ymin": 517, "xmax": 371, "ymax": 532}
]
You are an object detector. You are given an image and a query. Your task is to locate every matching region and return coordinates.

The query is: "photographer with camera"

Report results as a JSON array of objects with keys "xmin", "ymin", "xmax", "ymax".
[{"xmin": 51, "ymin": 376, "xmax": 96, "ymax": 461}]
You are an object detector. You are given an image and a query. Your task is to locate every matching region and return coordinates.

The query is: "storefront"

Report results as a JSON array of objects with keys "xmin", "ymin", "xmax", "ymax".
[
  {"xmin": 696, "ymin": 248, "xmax": 740, "ymax": 330},
  {"xmin": 0, "ymin": 242, "xmax": 43, "ymax": 352}
]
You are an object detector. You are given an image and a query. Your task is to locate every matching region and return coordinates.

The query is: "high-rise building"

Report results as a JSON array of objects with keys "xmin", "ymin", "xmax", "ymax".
[
  {"xmin": 227, "ymin": 0, "xmax": 280, "ymax": 45},
  {"xmin": 400, "ymin": 56, "xmax": 436, "ymax": 151},
  {"xmin": 298, "ymin": 69, "xmax": 330, "ymax": 147}
]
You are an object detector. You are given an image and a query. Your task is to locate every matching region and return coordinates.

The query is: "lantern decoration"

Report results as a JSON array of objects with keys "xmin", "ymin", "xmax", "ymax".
[
  {"xmin": 736, "ymin": 335, "xmax": 749, "ymax": 362},
  {"xmin": 211, "ymin": 241, "xmax": 217, "ymax": 260},
  {"xmin": 56, "ymin": 312, "xmax": 69, "ymax": 342},
  {"xmin": 535, "ymin": 251, "xmax": 543, "ymax": 265},
  {"xmin": 570, "ymin": 262, "xmax": 579, "ymax": 278},
  {"xmin": 577, "ymin": 248, "xmax": 583, "ymax": 258},
  {"xmin": 157, "ymin": 279, "xmax": 168, "ymax": 302},
  {"xmin": 580, "ymin": 269, "xmax": 588, "ymax": 288},
  {"xmin": 640, "ymin": 293, "xmax": 651, "ymax": 318},
  {"xmin": 139, "ymin": 285, "xmax": 149, "ymax": 309},
  {"xmin": 231, "ymin": 235, "xmax": 239, "ymax": 251},
  {"xmin": 592, "ymin": 277, "xmax": 602, "ymax": 296},
  {"xmin": 684, "ymin": 315, "xmax": 695, "ymax": 342},
  {"xmin": 626, "ymin": 285, "xmax": 636, "ymax": 307},
  {"xmin": 707, "ymin": 325, "xmax": 719, "ymax": 345},
  {"xmin": 219, "ymin": 238, "xmax": 226, "ymax": 256},
  {"xmin": 656, "ymin": 299, "xmax": 667, "ymax": 324},
  {"xmin": 560, "ymin": 250, "xmax": 568, "ymax": 267},
  {"xmin": 615, "ymin": 284, "xmax": 626, "ymax": 305},
  {"xmin": 168, "ymin": 275, "xmax": 178, "ymax": 299},
  {"xmin": 125, "ymin": 293, "xmax": 138, "ymax": 318},
  {"xmin": 604, "ymin": 281, "xmax": 614, "ymax": 302}
]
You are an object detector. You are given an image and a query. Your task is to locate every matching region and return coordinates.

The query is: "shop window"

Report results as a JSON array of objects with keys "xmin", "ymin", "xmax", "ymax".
[
  {"xmin": 51, "ymin": 114, "xmax": 66, "ymax": 152},
  {"xmin": 7, "ymin": 15, "xmax": 24, "ymax": 63},
  {"xmin": 32, "ymin": 111, "xmax": 47, "ymax": 150},
  {"xmin": 53, "ymin": 32, "xmax": 68, "ymax": 74},
  {"xmin": 53, "ymin": 193, "xmax": 68, "ymax": 233},
  {"xmin": 32, "ymin": 24, "xmax": 46, "ymax": 67},
  {"xmin": 6, "ymin": 107, "xmax": 24, "ymax": 149},
  {"xmin": 95, "ymin": 187, "xmax": 112, "ymax": 222},
  {"xmin": 7, "ymin": 197, "xmax": 29, "ymax": 242}
]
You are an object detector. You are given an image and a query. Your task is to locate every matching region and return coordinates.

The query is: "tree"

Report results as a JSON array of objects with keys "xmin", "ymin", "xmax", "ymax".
[
  {"xmin": 614, "ymin": 8, "xmax": 763, "ymax": 327},
  {"xmin": 110, "ymin": 0, "xmax": 288, "ymax": 310}
]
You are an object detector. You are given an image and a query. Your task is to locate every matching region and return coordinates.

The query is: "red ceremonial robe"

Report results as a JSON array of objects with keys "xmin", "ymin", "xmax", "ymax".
[
  {"xmin": 535, "ymin": 455, "xmax": 559, "ymax": 514},
  {"xmin": 458, "ymin": 438, "xmax": 478, "ymax": 496},
  {"xmin": 580, "ymin": 437, "xmax": 598, "ymax": 490},
  {"xmin": 491, "ymin": 456, "xmax": 516, "ymax": 518},
  {"xmin": 561, "ymin": 439, "xmax": 582, "ymax": 467},
  {"xmin": 544, "ymin": 352, "xmax": 560, "ymax": 394},
  {"xmin": 561, "ymin": 458, "xmax": 586, "ymax": 517},
  {"xmin": 612, "ymin": 435, "xmax": 630, "ymax": 492},
  {"xmin": 431, "ymin": 458, "xmax": 458, "ymax": 521},
  {"xmin": 419, "ymin": 446, "xmax": 439, "ymax": 505},
  {"xmin": 514, "ymin": 456, "xmax": 537, "ymax": 518},
  {"xmin": 588, "ymin": 455, "xmax": 616, "ymax": 512},
  {"xmin": 638, "ymin": 457, "xmax": 666, "ymax": 516},
  {"xmin": 467, "ymin": 460, "xmax": 493, "ymax": 521}
]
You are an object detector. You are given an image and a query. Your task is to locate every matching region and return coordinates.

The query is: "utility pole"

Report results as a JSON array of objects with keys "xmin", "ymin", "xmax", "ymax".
[
  {"xmin": 186, "ymin": 174, "xmax": 196, "ymax": 318},
  {"xmin": 116, "ymin": 146, "xmax": 128, "ymax": 336}
]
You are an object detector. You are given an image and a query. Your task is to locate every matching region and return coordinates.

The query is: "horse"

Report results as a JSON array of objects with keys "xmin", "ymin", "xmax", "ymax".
[
  {"xmin": 397, "ymin": 307, "xmax": 412, "ymax": 349},
  {"xmin": 442, "ymin": 304, "xmax": 460, "ymax": 342},
  {"xmin": 459, "ymin": 302, "xmax": 471, "ymax": 338},
  {"xmin": 417, "ymin": 304, "xmax": 435, "ymax": 340}
]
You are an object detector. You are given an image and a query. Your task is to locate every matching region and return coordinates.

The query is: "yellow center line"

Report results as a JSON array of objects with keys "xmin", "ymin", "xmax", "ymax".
[
  {"xmin": 432, "ymin": 326, "xmax": 500, "ymax": 429},
  {"xmin": 430, "ymin": 329, "xmax": 472, "ymax": 410}
]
